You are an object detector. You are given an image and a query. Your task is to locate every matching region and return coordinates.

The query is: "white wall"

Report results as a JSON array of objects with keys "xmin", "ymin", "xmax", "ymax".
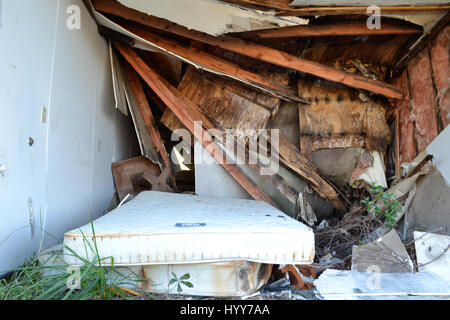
[{"xmin": 0, "ymin": 0, "xmax": 134, "ymax": 274}]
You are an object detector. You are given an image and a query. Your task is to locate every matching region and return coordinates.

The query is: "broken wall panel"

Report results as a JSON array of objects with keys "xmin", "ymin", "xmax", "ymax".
[
  {"xmin": 298, "ymin": 79, "xmax": 392, "ymax": 154},
  {"xmin": 405, "ymin": 165, "xmax": 450, "ymax": 240},
  {"xmin": 161, "ymin": 67, "xmax": 279, "ymax": 142},
  {"xmin": 351, "ymin": 229, "xmax": 414, "ymax": 273}
]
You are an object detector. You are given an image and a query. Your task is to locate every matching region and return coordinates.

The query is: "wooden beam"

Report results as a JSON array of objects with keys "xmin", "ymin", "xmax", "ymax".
[
  {"xmin": 114, "ymin": 43, "xmax": 276, "ymax": 205},
  {"xmin": 276, "ymin": 5, "xmax": 450, "ymax": 16},
  {"xmin": 270, "ymin": 130, "xmax": 346, "ymax": 211},
  {"xmin": 123, "ymin": 63, "xmax": 177, "ymax": 188},
  {"xmin": 124, "ymin": 64, "xmax": 170, "ymax": 169},
  {"xmin": 219, "ymin": 0, "xmax": 291, "ymax": 11},
  {"xmin": 256, "ymin": 21, "xmax": 422, "ymax": 38},
  {"xmin": 119, "ymin": 21, "xmax": 305, "ymax": 103},
  {"xmin": 92, "ymin": 0, "xmax": 403, "ymax": 99}
]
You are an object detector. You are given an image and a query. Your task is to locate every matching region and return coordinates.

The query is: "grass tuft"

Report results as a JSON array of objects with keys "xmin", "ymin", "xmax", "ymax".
[{"xmin": 0, "ymin": 218, "xmax": 151, "ymax": 300}]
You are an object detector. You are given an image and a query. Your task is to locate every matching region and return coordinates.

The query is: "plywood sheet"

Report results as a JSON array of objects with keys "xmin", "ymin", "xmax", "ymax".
[
  {"xmin": 298, "ymin": 78, "xmax": 391, "ymax": 155},
  {"xmin": 161, "ymin": 68, "xmax": 280, "ymax": 141}
]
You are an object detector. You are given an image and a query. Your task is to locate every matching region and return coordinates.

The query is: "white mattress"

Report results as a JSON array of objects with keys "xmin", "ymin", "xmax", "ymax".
[{"xmin": 64, "ymin": 191, "xmax": 314, "ymax": 266}]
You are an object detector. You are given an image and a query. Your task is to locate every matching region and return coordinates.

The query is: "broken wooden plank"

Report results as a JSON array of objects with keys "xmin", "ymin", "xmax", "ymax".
[
  {"xmin": 124, "ymin": 64, "xmax": 172, "ymax": 170},
  {"xmin": 220, "ymin": 0, "xmax": 292, "ymax": 11},
  {"xmin": 124, "ymin": 63, "xmax": 177, "ymax": 189},
  {"xmin": 114, "ymin": 43, "xmax": 275, "ymax": 205},
  {"xmin": 161, "ymin": 67, "xmax": 278, "ymax": 140},
  {"xmin": 117, "ymin": 48, "xmax": 160, "ymax": 163},
  {"xmin": 159, "ymin": 68, "xmax": 344, "ymax": 210},
  {"xmin": 167, "ymin": 67, "xmax": 303, "ymax": 207},
  {"xmin": 115, "ymin": 20, "xmax": 304, "ymax": 103},
  {"xmin": 276, "ymin": 5, "xmax": 450, "ymax": 16},
  {"xmin": 256, "ymin": 21, "xmax": 422, "ymax": 38},
  {"xmin": 297, "ymin": 78, "xmax": 392, "ymax": 153},
  {"xmin": 159, "ymin": 69, "xmax": 300, "ymax": 207},
  {"xmin": 270, "ymin": 130, "xmax": 345, "ymax": 211},
  {"xmin": 91, "ymin": 0, "xmax": 403, "ymax": 99},
  {"xmin": 109, "ymin": 42, "xmax": 129, "ymax": 116}
]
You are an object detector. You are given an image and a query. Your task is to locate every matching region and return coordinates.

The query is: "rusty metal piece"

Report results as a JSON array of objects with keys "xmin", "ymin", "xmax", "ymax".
[{"xmin": 281, "ymin": 265, "xmax": 316, "ymax": 290}]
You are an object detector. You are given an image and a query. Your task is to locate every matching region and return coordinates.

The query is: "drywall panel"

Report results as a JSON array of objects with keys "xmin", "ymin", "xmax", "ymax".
[
  {"xmin": 117, "ymin": 0, "xmax": 308, "ymax": 36},
  {"xmin": 290, "ymin": 0, "xmax": 449, "ymax": 6},
  {"xmin": 0, "ymin": 0, "xmax": 57, "ymax": 274}
]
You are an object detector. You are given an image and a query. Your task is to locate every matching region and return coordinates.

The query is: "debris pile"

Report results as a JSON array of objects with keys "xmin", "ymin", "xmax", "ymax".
[{"xmin": 53, "ymin": 0, "xmax": 449, "ymax": 299}]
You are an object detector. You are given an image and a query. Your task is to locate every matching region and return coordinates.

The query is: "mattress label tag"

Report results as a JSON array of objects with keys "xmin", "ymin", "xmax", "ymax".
[{"xmin": 175, "ymin": 223, "xmax": 206, "ymax": 228}]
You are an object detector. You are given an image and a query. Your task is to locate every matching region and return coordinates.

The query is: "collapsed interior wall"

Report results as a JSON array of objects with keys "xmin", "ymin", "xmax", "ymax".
[{"xmin": 87, "ymin": 0, "xmax": 450, "ymax": 255}]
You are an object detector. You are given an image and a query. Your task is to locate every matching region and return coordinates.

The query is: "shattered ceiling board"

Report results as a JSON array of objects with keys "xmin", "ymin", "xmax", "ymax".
[
  {"xmin": 290, "ymin": 0, "xmax": 450, "ymax": 5},
  {"xmin": 161, "ymin": 67, "xmax": 280, "ymax": 141},
  {"xmin": 116, "ymin": 0, "xmax": 308, "ymax": 36},
  {"xmin": 298, "ymin": 79, "xmax": 391, "ymax": 157}
]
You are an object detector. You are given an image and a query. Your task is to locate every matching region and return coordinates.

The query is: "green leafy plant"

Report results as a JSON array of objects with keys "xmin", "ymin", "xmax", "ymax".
[
  {"xmin": 361, "ymin": 182, "xmax": 402, "ymax": 229},
  {"xmin": 169, "ymin": 272, "xmax": 193, "ymax": 293}
]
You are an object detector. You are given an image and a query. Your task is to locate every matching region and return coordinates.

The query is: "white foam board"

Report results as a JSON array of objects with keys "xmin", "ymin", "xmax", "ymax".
[{"xmin": 414, "ymin": 231, "xmax": 450, "ymax": 282}]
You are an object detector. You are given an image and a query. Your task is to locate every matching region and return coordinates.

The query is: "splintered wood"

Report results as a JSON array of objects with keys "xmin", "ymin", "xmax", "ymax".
[
  {"xmin": 92, "ymin": 0, "xmax": 419, "ymax": 216},
  {"xmin": 114, "ymin": 43, "xmax": 276, "ymax": 205},
  {"xmin": 297, "ymin": 79, "xmax": 392, "ymax": 159},
  {"xmin": 91, "ymin": 0, "xmax": 403, "ymax": 99},
  {"xmin": 161, "ymin": 67, "xmax": 279, "ymax": 143}
]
